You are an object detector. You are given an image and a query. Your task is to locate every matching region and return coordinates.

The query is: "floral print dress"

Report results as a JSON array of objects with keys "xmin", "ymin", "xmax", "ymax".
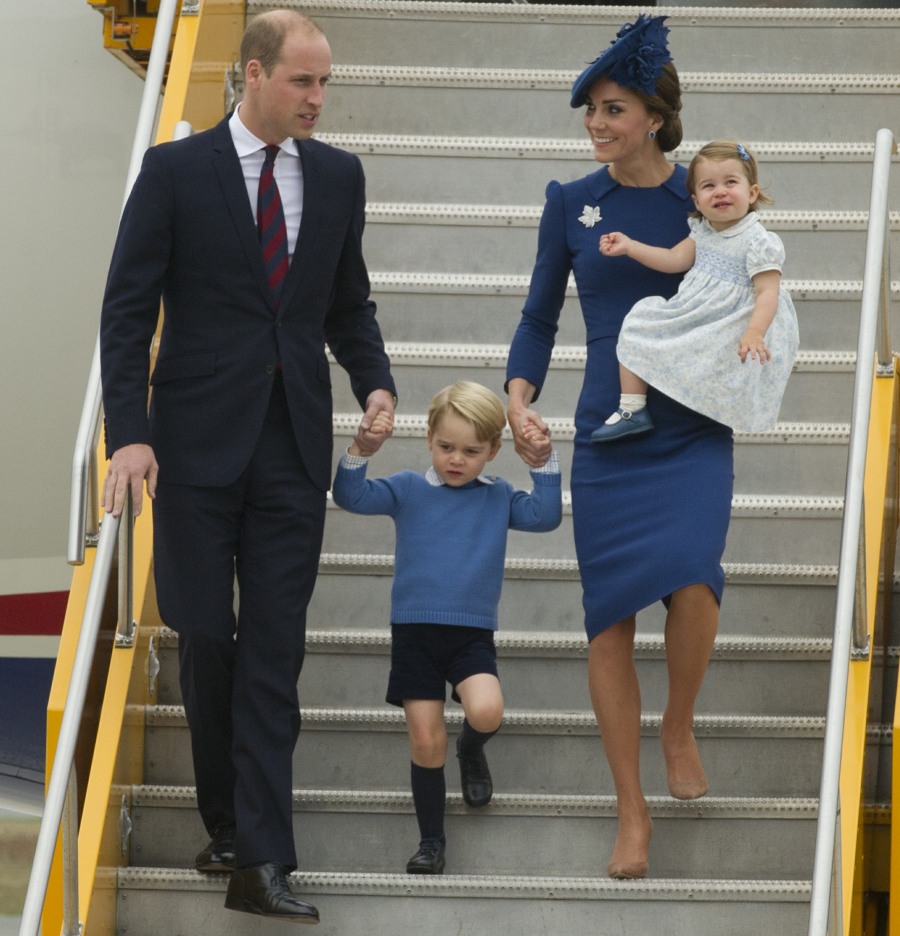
[{"xmin": 617, "ymin": 213, "xmax": 799, "ymax": 432}]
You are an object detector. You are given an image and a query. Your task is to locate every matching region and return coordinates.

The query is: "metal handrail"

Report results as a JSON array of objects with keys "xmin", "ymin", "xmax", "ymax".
[
  {"xmin": 68, "ymin": 0, "xmax": 182, "ymax": 566},
  {"xmin": 18, "ymin": 501, "xmax": 126, "ymax": 936},
  {"xmin": 807, "ymin": 126, "xmax": 896, "ymax": 935}
]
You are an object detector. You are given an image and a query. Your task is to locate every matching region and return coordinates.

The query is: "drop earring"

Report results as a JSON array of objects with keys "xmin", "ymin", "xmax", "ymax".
[{"xmin": 648, "ymin": 130, "xmax": 657, "ymax": 141}]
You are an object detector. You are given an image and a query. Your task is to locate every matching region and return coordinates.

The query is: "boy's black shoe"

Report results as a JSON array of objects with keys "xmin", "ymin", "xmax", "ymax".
[
  {"xmin": 406, "ymin": 838, "xmax": 446, "ymax": 875},
  {"xmin": 456, "ymin": 736, "xmax": 493, "ymax": 807}
]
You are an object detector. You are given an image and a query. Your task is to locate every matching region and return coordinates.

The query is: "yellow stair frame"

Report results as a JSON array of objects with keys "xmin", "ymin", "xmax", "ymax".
[{"xmin": 846, "ymin": 359, "xmax": 899, "ymax": 934}]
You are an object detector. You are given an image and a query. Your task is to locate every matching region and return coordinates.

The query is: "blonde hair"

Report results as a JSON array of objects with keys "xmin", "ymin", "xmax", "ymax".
[
  {"xmin": 686, "ymin": 140, "xmax": 773, "ymax": 217},
  {"xmin": 427, "ymin": 382, "xmax": 507, "ymax": 446}
]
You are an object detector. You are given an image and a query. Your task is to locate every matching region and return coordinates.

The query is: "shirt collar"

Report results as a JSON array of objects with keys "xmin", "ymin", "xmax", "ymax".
[
  {"xmin": 702, "ymin": 212, "xmax": 760, "ymax": 238},
  {"xmin": 425, "ymin": 466, "xmax": 495, "ymax": 487},
  {"xmin": 229, "ymin": 105, "xmax": 299, "ymax": 159}
]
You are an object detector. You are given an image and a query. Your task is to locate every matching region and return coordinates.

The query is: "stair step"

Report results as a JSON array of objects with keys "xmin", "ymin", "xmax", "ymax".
[
  {"xmin": 331, "ymin": 344, "xmax": 857, "ymax": 422},
  {"xmin": 323, "ymin": 66, "xmax": 900, "ymax": 139},
  {"xmin": 331, "ymin": 415, "xmax": 851, "ymax": 496},
  {"xmin": 359, "ymin": 203, "xmax": 900, "ymax": 278},
  {"xmin": 307, "ymin": 556, "xmax": 839, "ymax": 638},
  {"xmin": 295, "ymin": 0, "xmax": 900, "ymax": 74},
  {"xmin": 130, "ymin": 786, "xmax": 817, "ymax": 879},
  {"xmin": 155, "ymin": 629, "xmax": 830, "ymax": 715},
  {"xmin": 366, "ymin": 274, "xmax": 897, "ymax": 349},
  {"xmin": 115, "ymin": 866, "xmax": 813, "ymax": 936},
  {"xmin": 143, "ymin": 707, "xmax": 826, "ymax": 798},
  {"xmin": 319, "ymin": 134, "xmax": 900, "ymax": 210},
  {"xmin": 323, "ymin": 492, "xmax": 842, "ymax": 565}
]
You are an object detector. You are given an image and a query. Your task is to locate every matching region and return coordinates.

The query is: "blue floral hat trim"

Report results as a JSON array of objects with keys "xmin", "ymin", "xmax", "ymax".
[{"xmin": 570, "ymin": 14, "xmax": 672, "ymax": 108}]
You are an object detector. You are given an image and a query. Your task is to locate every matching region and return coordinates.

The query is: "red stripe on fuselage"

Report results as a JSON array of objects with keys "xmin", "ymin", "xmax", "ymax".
[{"xmin": 0, "ymin": 591, "xmax": 68, "ymax": 636}]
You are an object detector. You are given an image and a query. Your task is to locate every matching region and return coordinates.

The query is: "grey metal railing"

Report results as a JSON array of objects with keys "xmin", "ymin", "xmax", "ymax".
[
  {"xmin": 68, "ymin": 0, "xmax": 183, "ymax": 566},
  {"xmin": 807, "ymin": 126, "xmax": 897, "ymax": 935},
  {"xmin": 18, "ymin": 493, "xmax": 130, "ymax": 936}
]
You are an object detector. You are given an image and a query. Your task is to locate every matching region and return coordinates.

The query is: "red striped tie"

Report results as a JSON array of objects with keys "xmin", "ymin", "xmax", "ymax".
[{"xmin": 257, "ymin": 144, "xmax": 289, "ymax": 307}]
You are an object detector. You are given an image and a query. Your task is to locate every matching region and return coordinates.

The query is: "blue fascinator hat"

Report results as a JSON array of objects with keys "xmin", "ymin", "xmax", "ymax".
[{"xmin": 570, "ymin": 14, "xmax": 672, "ymax": 108}]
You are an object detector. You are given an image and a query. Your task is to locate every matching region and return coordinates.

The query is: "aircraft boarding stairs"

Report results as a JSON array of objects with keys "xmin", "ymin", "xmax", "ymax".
[{"xmin": 37, "ymin": 2, "xmax": 900, "ymax": 935}]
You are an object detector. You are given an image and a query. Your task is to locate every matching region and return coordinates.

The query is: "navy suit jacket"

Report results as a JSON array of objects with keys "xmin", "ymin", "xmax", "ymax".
[{"xmin": 100, "ymin": 117, "xmax": 395, "ymax": 492}]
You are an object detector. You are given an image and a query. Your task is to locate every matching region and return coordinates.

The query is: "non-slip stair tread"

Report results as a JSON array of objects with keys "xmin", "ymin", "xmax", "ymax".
[
  {"xmin": 318, "ymin": 132, "xmax": 895, "ymax": 160},
  {"xmin": 332, "ymin": 413, "xmax": 851, "ymax": 442},
  {"xmin": 144, "ymin": 704, "xmax": 825, "ymax": 736},
  {"xmin": 155, "ymin": 625, "xmax": 833, "ymax": 657},
  {"xmin": 133, "ymin": 784, "xmax": 818, "ymax": 816},
  {"xmin": 314, "ymin": 552, "xmax": 840, "ymax": 584},
  {"xmin": 329, "ymin": 63, "xmax": 900, "ymax": 91},
  {"xmin": 365, "ymin": 202, "xmax": 900, "ymax": 228},
  {"xmin": 280, "ymin": 0, "xmax": 900, "ymax": 24},
  {"xmin": 303, "ymin": 630, "xmax": 833, "ymax": 658},
  {"xmin": 336, "ymin": 341, "xmax": 858, "ymax": 372},
  {"xmin": 117, "ymin": 865, "xmax": 813, "ymax": 899},
  {"xmin": 367, "ymin": 271, "xmax": 900, "ymax": 297},
  {"xmin": 307, "ymin": 631, "xmax": 834, "ymax": 663},
  {"xmin": 325, "ymin": 492, "xmax": 845, "ymax": 517}
]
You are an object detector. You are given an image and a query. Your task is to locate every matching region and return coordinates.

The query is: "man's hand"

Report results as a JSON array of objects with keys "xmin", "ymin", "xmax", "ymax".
[
  {"xmin": 351, "ymin": 389, "xmax": 396, "ymax": 457},
  {"xmin": 351, "ymin": 410, "xmax": 394, "ymax": 457},
  {"xmin": 360, "ymin": 389, "xmax": 396, "ymax": 427},
  {"xmin": 101, "ymin": 444, "xmax": 159, "ymax": 518}
]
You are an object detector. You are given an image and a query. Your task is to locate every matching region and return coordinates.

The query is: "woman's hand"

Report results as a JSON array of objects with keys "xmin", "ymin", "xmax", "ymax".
[
  {"xmin": 507, "ymin": 379, "xmax": 552, "ymax": 468},
  {"xmin": 510, "ymin": 407, "xmax": 552, "ymax": 467}
]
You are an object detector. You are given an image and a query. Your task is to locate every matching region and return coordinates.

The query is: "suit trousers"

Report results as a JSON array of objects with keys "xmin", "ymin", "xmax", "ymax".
[{"xmin": 152, "ymin": 374, "xmax": 327, "ymax": 870}]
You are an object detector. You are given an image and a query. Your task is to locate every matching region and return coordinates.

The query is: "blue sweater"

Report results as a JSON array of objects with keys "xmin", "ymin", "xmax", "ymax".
[{"xmin": 332, "ymin": 457, "xmax": 562, "ymax": 630}]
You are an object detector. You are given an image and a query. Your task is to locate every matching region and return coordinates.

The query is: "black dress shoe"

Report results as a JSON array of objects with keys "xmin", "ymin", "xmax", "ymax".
[
  {"xmin": 194, "ymin": 826, "xmax": 236, "ymax": 872},
  {"xmin": 224, "ymin": 863, "xmax": 319, "ymax": 924},
  {"xmin": 406, "ymin": 838, "xmax": 446, "ymax": 875},
  {"xmin": 456, "ymin": 736, "xmax": 493, "ymax": 807}
]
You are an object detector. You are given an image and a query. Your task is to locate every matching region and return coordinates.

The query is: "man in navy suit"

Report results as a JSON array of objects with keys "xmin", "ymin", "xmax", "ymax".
[{"xmin": 99, "ymin": 9, "xmax": 396, "ymax": 923}]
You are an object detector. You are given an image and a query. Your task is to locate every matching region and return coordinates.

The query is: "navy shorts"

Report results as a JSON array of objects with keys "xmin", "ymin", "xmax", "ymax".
[{"xmin": 386, "ymin": 623, "xmax": 499, "ymax": 707}]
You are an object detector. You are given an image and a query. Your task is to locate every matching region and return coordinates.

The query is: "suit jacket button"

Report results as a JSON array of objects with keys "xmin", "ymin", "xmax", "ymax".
[{"xmin": 266, "ymin": 365, "xmax": 275, "ymax": 375}]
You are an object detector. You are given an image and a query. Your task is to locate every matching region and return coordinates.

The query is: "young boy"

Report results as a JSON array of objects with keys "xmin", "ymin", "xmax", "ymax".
[{"xmin": 332, "ymin": 381, "xmax": 561, "ymax": 875}]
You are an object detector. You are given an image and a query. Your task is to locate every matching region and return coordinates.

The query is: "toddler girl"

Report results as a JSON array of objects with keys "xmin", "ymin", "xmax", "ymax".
[{"xmin": 592, "ymin": 140, "xmax": 799, "ymax": 441}]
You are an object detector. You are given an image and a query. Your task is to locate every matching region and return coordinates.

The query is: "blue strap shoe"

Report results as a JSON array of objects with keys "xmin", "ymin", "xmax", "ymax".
[{"xmin": 590, "ymin": 407, "xmax": 654, "ymax": 443}]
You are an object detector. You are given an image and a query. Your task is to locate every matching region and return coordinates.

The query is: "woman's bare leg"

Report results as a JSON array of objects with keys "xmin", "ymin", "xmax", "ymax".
[
  {"xmin": 660, "ymin": 583, "xmax": 719, "ymax": 799},
  {"xmin": 588, "ymin": 616, "xmax": 653, "ymax": 878}
]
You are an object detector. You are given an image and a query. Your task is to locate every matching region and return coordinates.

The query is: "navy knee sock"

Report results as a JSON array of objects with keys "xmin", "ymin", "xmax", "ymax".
[
  {"xmin": 457, "ymin": 718, "xmax": 498, "ymax": 755},
  {"xmin": 410, "ymin": 762, "xmax": 446, "ymax": 842}
]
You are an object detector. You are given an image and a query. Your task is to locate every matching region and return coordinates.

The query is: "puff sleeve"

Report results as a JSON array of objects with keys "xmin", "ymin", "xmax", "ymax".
[{"xmin": 746, "ymin": 228, "xmax": 786, "ymax": 279}]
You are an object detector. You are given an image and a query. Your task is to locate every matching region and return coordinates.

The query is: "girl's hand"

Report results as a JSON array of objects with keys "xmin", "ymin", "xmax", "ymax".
[
  {"xmin": 600, "ymin": 232, "xmax": 632, "ymax": 257},
  {"xmin": 350, "ymin": 410, "xmax": 394, "ymax": 457},
  {"xmin": 739, "ymin": 328, "xmax": 771, "ymax": 364}
]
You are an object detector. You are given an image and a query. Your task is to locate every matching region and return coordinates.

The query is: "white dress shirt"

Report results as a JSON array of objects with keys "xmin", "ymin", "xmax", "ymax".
[{"xmin": 229, "ymin": 105, "xmax": 303, "ymax": 264}]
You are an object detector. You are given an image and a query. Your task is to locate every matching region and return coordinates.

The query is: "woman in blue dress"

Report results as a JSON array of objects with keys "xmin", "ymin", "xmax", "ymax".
[{"xmin": 506, "ymin": 16, "xmax": 733, "ymax": 879}]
